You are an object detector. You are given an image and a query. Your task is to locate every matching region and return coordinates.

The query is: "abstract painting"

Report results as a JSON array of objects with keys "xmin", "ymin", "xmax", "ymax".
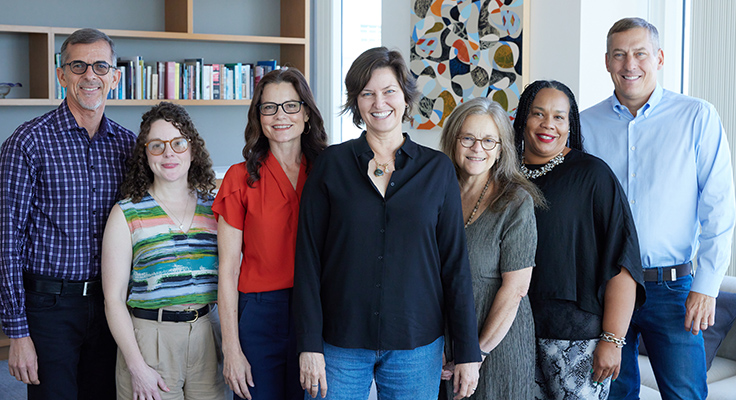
[{"xmin": 410, "ymin": 0, "xmax": 528, "ymax": 129}]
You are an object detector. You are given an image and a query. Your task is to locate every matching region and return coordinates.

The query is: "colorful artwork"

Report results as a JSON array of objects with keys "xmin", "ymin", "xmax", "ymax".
[{"xmin": 410, "ymin": 0, "xmax": 525, "ymax": 129}]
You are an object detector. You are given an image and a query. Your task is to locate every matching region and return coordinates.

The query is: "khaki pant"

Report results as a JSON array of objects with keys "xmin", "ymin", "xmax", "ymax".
[{"xmin": 115, "ymin": 306, "xmax": 226, "ymax": 400}]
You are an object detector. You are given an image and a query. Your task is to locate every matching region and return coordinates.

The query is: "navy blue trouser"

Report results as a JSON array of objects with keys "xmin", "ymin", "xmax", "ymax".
[
  {"xmin": 25, "ymin": 285, "xmax": 117, "ymax": 400},
  {"xmin": 237, "ymin": 289, "xmax": 302, "ymax": 400}
]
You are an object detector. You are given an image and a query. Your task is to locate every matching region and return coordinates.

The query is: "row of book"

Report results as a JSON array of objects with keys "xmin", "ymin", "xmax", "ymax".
[{"xmin": 54, "ymin": 54, "xmax": 279, "ymax": 101}]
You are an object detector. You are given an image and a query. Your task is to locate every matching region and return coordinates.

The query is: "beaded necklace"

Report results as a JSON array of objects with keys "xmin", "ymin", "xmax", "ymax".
[
  {"xmin": 465, "ymin": 174, "xmax": 492, "ymax": 228},
  {"xmin": 521, "ymin": 152, "xmax": 565, "ymax": 180}
]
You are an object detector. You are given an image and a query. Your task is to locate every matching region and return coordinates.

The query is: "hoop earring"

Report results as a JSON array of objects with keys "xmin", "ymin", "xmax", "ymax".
[{"xmin": 303, "ymin": 123, "xmax": 311, "ymax": 135}]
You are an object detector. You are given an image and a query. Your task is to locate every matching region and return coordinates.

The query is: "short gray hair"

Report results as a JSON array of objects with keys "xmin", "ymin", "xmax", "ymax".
[
  {"xmin": 606, "ymin": 17, "xmax": 660, "ymax": 53},
  {"xmin": 60, "ymin": 28, "xmax": 116, "ymax": 66}
]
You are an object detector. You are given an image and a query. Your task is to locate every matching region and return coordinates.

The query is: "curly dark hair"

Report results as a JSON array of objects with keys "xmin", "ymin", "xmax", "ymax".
[
  {"xmin": 513, "ymin": 80, "xmax": 584, "ymax": 160},
  {"xmin": 340, "ymin": 47, "xmax": 418, "ymax": 128},
  {"xmin": 243, "ymin": 68, "xmax": 328, "ymax": 187},
  {"xmin": 120, "ymin": 102, "xmax": 216, "ymax": 202}
]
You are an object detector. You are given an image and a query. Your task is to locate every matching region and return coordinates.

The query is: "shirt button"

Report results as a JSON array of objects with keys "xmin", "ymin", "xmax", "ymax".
[
  {"xmin": 380, "ymin": 229, "xmax": 385, "ymax": 233},
  {"xmin": 92, "ymin": 187, "xmax": 97, "ymax": 192},
  {"xmin": 631, "ymin": 173, "xmax": 636, "ymax": 178},
  {"xmin": 92, "ymin": 210, "xmax": 97, "ymax": 215},
  {"xmin": 378, "ymin": 255, "xmax": 383, "ymax": 260},
  {"xmin": 630, "ymin": 200, "xmax": 636, "ymax": 204},
  {"xmin": 630, "ymin": 146, "xmax": 636, "ymax": 151},
  {"xmin": 374, "ymin": 311, "xmax": 379, "ymax": 315},
  {"xmin": 375, "ymin": 283, "xmax": 381, "ymax": 288},
  {"xmin": 390, "ymin": 182, "xmax": 395, "ymax": 187},
  {"xmin": 90, "ymin": 165, "xmax": 95, "ymax": 170}
]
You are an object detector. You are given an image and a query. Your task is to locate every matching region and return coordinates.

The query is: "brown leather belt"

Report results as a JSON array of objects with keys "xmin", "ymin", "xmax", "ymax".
[
  {"xmin": 642, "ymin": 262, "xmax": 692, "ymax": 282},
  {"xmin": 131, "ymin": 305, "xmax": 210, "ymax": 323}
]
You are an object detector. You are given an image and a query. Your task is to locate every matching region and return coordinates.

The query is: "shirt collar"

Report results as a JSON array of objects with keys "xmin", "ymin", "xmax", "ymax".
[
  {"xmin": 54, "ymin": 99, "xmax": 115, "ymax": 139},
  {"xmin": 610, "ymin": 84, "xmax": 663, "ymax": 119},
  {"xmin": 355, "ymin": 131, "xmax": 418, "ymax": 160}
]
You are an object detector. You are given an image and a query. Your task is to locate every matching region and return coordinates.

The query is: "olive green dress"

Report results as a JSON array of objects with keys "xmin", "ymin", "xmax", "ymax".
[{"xmin": 443, "ymin": 190, "xmax": 537, "ymax": 400}]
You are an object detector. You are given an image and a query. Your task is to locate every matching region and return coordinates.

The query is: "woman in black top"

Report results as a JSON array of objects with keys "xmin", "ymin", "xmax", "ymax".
[
  {"xmin": 294, "ymin": 47, "xmax": 481, "ymax": 400},
  {"xmin": 513, "ymin": 80, "xmax": 645, "ymax": 400}
]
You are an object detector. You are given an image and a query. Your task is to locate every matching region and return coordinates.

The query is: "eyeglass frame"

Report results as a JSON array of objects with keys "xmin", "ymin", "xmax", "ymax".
[
  {"xmin": 456, "ymin": 135, "xmax": 501, "ymax": 151},
  {"xmin": 144, "ymin": 137, "xmax": 191, "ymax": 155},
  {"xmin": 258, "ymin": 101, "xmax": 305, "ymax": 116},
  {"xmin": 62, "ymin": 60, "xmax": 115, "ymax": 76}
]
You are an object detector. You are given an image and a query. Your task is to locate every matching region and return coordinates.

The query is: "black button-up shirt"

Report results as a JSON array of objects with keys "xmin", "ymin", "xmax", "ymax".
[{"xmin": 294, "ymin": 133, "xmax": 480, "ymax": 364}]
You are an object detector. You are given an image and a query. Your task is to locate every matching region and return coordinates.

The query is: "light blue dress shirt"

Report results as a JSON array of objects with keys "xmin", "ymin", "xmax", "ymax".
[{"xmin": 581, "ymin": 84, "xmax": 735, "ymax": 297}]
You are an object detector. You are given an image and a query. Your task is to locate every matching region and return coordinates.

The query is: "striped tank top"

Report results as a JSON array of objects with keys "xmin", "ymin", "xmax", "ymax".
[{"xmin": 118, "ymin": 193, "xmax": 218, "ymax": 309}]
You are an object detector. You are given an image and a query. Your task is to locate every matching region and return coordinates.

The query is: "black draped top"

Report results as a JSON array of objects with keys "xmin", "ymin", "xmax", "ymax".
[{"xmin": 527, "ymin": 149, "xmax": 645, "ymax": 337}]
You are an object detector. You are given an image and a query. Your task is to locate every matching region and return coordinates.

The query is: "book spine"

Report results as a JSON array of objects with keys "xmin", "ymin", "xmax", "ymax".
[
  {"xmin": 151, "ymin": 73, "xmax": 159, "ymax": 100},
  {"xmin": 212, "ymin": 64, "xmax": 221, "ymax": 100},
  {"xmin": 157, "ymin": 62, "xmax": 166, "ymax": 100},
  {"xmin": 165, "ymin": 61, "xmax": 176, "ymax": 99},
  {"xmin": 146, "ymin": 65, "xmax": 152, "ymax": 100},
  {"xmin": 135, "ymin": 56, "xmax": 143, "ymax": 100}
]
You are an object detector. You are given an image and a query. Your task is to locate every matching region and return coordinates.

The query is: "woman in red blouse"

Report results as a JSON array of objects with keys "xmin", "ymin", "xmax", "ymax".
[{"xmin": 212, "ymin": 68, "xmax": 327, "ymax": 400}]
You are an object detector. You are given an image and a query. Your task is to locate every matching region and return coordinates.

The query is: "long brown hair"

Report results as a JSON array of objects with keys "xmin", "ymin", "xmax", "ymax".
[{"xmin": 243, "ymin": 68, "xmax": 328, "ymax": 187}]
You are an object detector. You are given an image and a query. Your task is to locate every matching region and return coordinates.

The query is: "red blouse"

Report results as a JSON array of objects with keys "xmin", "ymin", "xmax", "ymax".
[{"xmin": 212, "ymin": 152, "xmax": 307, "ymax": 293}]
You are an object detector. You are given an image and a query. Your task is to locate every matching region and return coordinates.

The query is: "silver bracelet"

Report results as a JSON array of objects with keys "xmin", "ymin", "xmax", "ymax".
[{"xmin": 599, "ymin": 331, "xmax": 626, "ymax": 348}]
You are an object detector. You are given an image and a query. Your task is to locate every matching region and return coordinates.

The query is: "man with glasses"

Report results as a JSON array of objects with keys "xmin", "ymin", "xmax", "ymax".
[{"xmin": 0, "ymin": 28, "xmax": 135, "ymax": 399}]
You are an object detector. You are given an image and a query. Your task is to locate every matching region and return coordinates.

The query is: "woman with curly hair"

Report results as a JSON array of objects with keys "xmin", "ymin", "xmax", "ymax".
[
  {"xmin": 212, "ymin": 68, "xmax": 328, "ymax": 400},
  {"xmin": 102, "ymin": 101, "xmax": 224, "ymax": 399}
]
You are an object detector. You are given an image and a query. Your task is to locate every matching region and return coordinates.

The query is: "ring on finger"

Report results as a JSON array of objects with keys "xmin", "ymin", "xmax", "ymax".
[{"xmin": 311, "ymin": 384, "xmax": 319, "ymax": 387}]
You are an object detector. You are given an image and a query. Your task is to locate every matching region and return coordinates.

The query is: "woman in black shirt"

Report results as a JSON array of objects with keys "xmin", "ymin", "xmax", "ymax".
[
  {"xmin": 294, "ymin": 47, "xmax": 481, "ymax": 400},
  {"xmin": 513, "ymin": 80, "xmax": 645, "ymax": 399}
]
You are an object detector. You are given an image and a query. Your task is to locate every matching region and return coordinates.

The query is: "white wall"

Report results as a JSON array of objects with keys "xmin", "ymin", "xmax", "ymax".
[{"xmin": 381, "ymin": 0, "xmax": 683, "ymax": 149}]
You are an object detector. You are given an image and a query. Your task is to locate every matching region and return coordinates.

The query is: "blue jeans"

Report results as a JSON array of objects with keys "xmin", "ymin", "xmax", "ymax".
[
  {"xmin": 315, "ymin": 336, "xmax": 444, "ymax": 400},
  {"xmin": 610, "ymin": 274, "xmax": 707, "ymax": 400}
]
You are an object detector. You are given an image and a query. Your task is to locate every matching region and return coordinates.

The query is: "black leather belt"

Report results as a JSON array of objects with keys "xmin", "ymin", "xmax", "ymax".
[
  {"xmin": 643, "ymin": 262, "xmax": 692, "ymax": 282},
  {"xmin": 23, "ymin": 273, "xmax": 102, "ymax": 296},
  {"xmin": 131, "ymin": 305, "xmax": 210, "ymax": 323}
]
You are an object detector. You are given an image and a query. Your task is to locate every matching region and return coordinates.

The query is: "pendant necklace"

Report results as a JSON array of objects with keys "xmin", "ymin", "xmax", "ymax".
[
  {"xmin": 465, "ymin": 174, "xmax": 492, "ymax": 228},
  {"xmin": 521, "ymin": 152, "xmax": 565, "ymax": 180},
  {"xmin": 373, "ymin": 157, "xmax": 394, "ymax": 177},
  {"xmin": 151, "ymin": 191, "xmax": 192, "ymax": 231}
]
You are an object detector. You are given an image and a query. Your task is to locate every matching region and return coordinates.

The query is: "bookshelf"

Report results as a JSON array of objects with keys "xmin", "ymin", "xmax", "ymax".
[{"xmin": 0, "ymin": 0, "xmax": 310, "ymax": 107}]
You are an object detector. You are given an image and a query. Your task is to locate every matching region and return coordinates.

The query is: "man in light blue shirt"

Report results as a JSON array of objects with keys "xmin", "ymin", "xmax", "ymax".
[{"xmin": 581, "ymin": 17, "xmax": 735, "ymax": 400}]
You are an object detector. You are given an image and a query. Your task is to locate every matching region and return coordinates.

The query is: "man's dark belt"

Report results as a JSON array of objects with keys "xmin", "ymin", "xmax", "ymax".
[
  {"xmin": 23, "ymin": 273, "xmax": 102, "ymax": 296},
  {"xmin": 131, "ymin": 305, "xmax": 210, "ymax": 323},
  {"xmin": 643, "ymin": 262, "xmax": 692, "ymax": 282}
]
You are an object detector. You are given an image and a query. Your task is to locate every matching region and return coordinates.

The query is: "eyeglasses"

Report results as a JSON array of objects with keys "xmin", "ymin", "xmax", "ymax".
[
  {"xmin": 457, "ymin": 135, "xmax": 500, "ymax": 151},
  {"xmin": 145, "ymin": 137, "xmax": 190, "ymax": 155},
  {"xmin": 258, "ymin": 101, "xmax": 304, "ymax": 116},
  {"xmin": 63, "ymin": 60, "xmax": 114, "ymax": 76}
]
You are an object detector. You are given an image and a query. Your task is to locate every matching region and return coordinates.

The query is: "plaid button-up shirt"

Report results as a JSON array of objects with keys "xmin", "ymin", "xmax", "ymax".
[{"xmin": 0, "ymin": 100, "xmax": 135, "ymax": 338}]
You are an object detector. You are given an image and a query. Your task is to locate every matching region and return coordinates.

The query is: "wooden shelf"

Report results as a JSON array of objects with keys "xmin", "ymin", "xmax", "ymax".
[
  {"xmin": 0, "ymin": 99, "xmax": 253, "ymax": 107},
  {"xmin": 0, "ymin": 0, "xmax": 310, "ymax": 106}
]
